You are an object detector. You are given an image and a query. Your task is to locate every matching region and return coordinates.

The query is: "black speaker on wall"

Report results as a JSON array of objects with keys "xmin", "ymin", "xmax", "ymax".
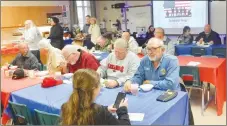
[{"xmin": 112, "ymin": 3, "xmax": 125, "ymax": 9}]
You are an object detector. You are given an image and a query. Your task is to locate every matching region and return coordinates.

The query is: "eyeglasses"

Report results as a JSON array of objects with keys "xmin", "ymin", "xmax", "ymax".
[
  {"xmin": 146, "ymin": 46, "xmax": 161, "ymax": 52},
  {"xmin": 66, "ymin": 53, "xmax": 74, "ymax": 61}
]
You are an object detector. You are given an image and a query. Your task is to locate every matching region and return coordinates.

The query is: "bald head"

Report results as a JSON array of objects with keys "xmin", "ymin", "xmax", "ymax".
[
  {"xmin": 154, "ymin": 27, "xmax": 165, "ymax": 39},
  {"xmin": 204, "ymin": 24, "xmax": 211, "ymax": 34},
  {"xmin": 18, "ymin": 42, "xmax": 28, "ymax": 49},
  {"xmin": 122, "ymin": 32, "xmax": 130, "ymax": 42},
  {"xmin": 18, "ymin": 43, "xmax": 29, "ymax": 56}
]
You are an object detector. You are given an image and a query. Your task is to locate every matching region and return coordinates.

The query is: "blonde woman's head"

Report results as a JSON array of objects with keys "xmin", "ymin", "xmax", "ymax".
[{"xmin": 90, "ymin": 17, "xmax": 97, "ymax": 25}]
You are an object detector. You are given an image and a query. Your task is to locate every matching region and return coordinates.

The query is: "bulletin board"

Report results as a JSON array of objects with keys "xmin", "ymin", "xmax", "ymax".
[{"xmin": 124, "ymin": 6, "xmax": 152, "ymax": 33}]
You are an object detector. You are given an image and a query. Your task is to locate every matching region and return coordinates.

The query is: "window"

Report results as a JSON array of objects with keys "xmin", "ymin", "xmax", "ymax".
[{"xmin": 77, "ymin": 1, "xmax": 91, "ymax": 30}]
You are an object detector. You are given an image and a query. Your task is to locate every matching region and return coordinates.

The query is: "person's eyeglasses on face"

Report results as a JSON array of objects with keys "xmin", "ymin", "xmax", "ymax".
[{"xmin": 146, "ymin": 46, "xmax": 161, "ymax": 53}]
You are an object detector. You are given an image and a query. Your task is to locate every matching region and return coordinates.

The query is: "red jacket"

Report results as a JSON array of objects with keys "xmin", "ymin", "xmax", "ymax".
[{"xmin": 68, "ymin": 51, "xmax": 100, "ymax": 73}]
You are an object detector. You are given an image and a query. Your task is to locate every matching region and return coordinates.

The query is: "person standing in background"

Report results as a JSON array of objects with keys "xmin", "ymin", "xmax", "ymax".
[
  {"xmin": 48, "ymin": 17, "xmax": 64, "ymax": 50},
  {"xmin": 88, "ymin": 17, "xmax": 101, "ymax": 49},
  {"xmin": 21, "ymin": 20, "xmax": 42, "ymax": 64},
  {"xmin": 82, "ymin": 15, "xmax": 91, "ymax": 47},
  {"xmin": 83, "ymin": 15, "xmax": 91, "ymax": 35}
]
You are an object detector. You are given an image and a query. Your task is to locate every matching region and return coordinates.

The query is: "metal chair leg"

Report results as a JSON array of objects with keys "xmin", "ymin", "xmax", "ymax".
[
  {"xmin": 215, "ymin": 87, "xmax": 217, "ymax": 104},
  {"xmin": 188, "ymin": 88, "xmax": 192, "ymax": 98},
  {"xmin": 207, "ymin": 83, "xmax": 210, "ymax": 101},
  {"xmin": 201, "ymin": 86, "xmax": 205, "ymax": 116}
]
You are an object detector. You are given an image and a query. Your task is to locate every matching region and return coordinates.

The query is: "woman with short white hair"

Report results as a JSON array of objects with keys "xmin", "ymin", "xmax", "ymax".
[
  {"xmin": 22, "ymin": 20, "xmax": 42, "ymax": 63},
  {"xmin": 38, "ymin": 39, "xmax": 66, "ymax": 74}
]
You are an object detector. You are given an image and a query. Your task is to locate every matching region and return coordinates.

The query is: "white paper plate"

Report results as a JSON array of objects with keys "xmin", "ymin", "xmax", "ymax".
[
  {"xmin": 63, "ymin": 73, "xmax": 73, "ymax": 79},
  {"xmin": 36, "ymin": 71, "xmax": 49, "ymax": 77},
  {"xmin": 140, "ymin": 84, "xmax": 154, "ymax": 92}
]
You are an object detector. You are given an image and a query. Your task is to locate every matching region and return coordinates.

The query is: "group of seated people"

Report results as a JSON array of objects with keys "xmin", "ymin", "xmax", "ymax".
[
  {"xmin": 145, "ymin": 24, "xmax": 222, "ymax": 45},
  {"xmin": 9, "ymin": 20, "xmax": 225, "ymax": 125}
]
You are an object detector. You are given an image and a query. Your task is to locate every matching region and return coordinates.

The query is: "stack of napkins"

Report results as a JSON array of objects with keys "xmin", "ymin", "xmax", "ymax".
[
  {"xmin": 187, "ymin": 61, "xmax": 201, "ymax": 66},
  {"xmin": 128, "ymin": 113, "xmax": 145, "ymax": 121}
]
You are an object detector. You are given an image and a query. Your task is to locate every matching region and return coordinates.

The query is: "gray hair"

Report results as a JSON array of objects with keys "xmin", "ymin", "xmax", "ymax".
[
  {"xmin": 147, "ymin": 38, "xmax": 165, "ymax": 48},
  {"xmin": 24, "ymin": 20, "xmax": 36, "ymax": 28},
  {"xmin": 114, "ymin": 38, "xmax": 128, "ymax": 49},
  {"xmin": 38, "ymin": 39, "xmax": 52, "ymax": 50}
]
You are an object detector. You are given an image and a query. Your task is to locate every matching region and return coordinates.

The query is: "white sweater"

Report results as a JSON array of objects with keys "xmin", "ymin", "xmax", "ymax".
[
  {"xmin": 97, "ymin": 51, "xmax": 140, "ymax": 86},
  {"xmin": 23, "ymin": 27, "xmax": 42, "ymax": 50},
  {"xmin": 128, "ymin": 36, "xmax": 142, "ymax": 54},
  {"xmin": 88, "ymin": 24, "xmax": 101, "ymax": 44}
]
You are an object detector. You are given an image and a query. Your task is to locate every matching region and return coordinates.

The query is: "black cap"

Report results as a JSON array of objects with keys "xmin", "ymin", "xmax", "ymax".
[{"xmin": 12, "ymin": 68, "xmax": 26, "ymax": 80}]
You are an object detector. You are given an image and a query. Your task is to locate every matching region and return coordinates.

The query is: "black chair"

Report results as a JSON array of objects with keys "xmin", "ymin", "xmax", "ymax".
[
  {"xmin": 212, "ymin": 48, "xmax": 226, "ymax": 58},
  {"xmin": 191, "ymin": 47, "xmax": 206, "ymax": 57}
]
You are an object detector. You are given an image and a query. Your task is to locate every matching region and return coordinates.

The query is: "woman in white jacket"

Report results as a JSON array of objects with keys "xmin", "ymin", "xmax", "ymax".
[
  {"xmin": 88, "ymin": 17, "xmax": 101, "ymax": 49},
  {"xmin": 22, "ymin": 20, "xmax": 42, "ymax": 63},
  {"xmin": 38, "ymin": 39, "xmax": 67, "ymax": 74}
]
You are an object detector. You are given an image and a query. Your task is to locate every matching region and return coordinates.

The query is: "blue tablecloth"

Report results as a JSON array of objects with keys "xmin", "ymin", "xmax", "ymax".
[
  {"xmin": 92, "ymin": 52, "xmax": 109, "ymax": 61},
  {"xmin": 175, "ymin": 44, "xmax": 226, "ymax": 56},
  {"xmin": 6, "ymin": 83, "xmax": 189, "ymax": 125}
]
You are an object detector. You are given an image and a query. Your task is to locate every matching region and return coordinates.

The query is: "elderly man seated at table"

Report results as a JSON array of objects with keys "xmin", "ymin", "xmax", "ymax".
[
  {"xmin": 62, "ymin": 45, "xmax": 100, "ymax": 73},
  {"xmin": 38, "ymin": 39, "xmax": 67, "ymax": 74},
  {"xmin": 97, "ymin": 38, "xmax": 140, "ymax": 88},
  {"xmin": 154, "ymin": 27, "xmax": 177, "ymax": 55},
  {"xmin": 122, "ymin": 32, "xmax": 142, "ymax": 54},
  {"xmin": 195, "ymin": 24, "xmax": 221, "ymax": 45},
  {"xmin": 95, "ymin": 34, "xmax": 113, "ymax": 52},
  {"xmin": 10, "ymin": 43, "xmax": 40, "ymax": 70},
  {"xmin": 124, "ymin": 37, "xmax": 180, "ymax": 92}
]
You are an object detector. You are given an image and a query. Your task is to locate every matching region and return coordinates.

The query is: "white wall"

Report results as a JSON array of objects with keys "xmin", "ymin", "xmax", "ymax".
[
  {"xmin": 210, "ymin": 1, "xmax": 226, "ymax": 34},
  {"xmin": 96, "ymin": 0, "xmax": 151, "ymax": 32},
  {"xmin": 1, "ymin": 1, "xmax": 69, "ymax": 6},
  {"xmin": 96, "ymin": 1, "xmax": 226, "ymax": 34}
]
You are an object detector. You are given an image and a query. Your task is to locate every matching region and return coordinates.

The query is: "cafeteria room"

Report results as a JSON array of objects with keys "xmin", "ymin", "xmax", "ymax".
[{"xmin": 1, "ymin": 0, "xmax": 226, "ymax": 125}]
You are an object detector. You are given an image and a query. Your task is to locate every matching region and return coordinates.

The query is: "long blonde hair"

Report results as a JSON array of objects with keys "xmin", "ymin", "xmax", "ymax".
[{"xmin": 61, "ymin": 69, "xmax": 100, "ymax": 125}]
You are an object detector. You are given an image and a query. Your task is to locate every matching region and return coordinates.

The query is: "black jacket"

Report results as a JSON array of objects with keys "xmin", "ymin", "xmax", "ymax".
[
  {"xmin": 195, "ymin": 30, "xmax": 221, "ymax": 45},
  {"xmin": 48, "ymin": 24, "xmax": 64, "ymax": 49},
  {"xmin": 145, "ymin": 31, "xmax": 154, "ymax": 40},
  {"xmin": 94, "ymin": 105, "xmax": 131, "ymax": 125},
  {"xmin": 60, "ymin": 104, "xmax": 130, "ymax": 125}
]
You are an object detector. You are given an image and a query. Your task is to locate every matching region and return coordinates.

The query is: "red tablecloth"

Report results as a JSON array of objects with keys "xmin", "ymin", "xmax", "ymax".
[
  {"xmin": 1, "ymin": 70, "xmax": 42, "ymax": 124},
  {"xmin": 178, "ymin": 56, "xmax": 226, "ymax": 116},
  {"xmin": 1, "ymin": 43, "xmax": 19, "ymax": 55}
]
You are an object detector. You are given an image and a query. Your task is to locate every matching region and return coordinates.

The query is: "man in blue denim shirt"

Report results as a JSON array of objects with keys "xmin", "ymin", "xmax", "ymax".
[{"xmin": 124, "ymin": 37, "xmax": 180, "ymax": 92}]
